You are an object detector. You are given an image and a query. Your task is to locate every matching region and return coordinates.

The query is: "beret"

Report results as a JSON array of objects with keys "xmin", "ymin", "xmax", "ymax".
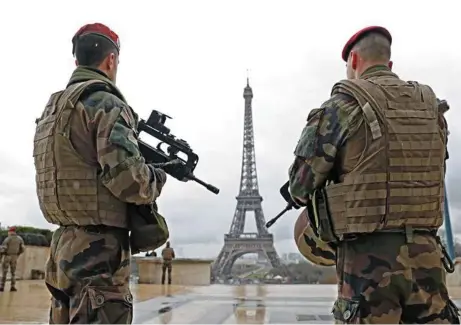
[
  {"xmin": 72, "ymin": 23, "xmax": 120, "ymax": 55},
  {"xmin": 342, "ymin": 26, "xmax": 392, "ymax": 61}
]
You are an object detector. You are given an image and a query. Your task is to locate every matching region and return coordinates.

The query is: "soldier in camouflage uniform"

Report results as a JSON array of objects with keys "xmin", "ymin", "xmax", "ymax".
[
  {"xmin": 0, "ymin": 227, "xmax": 25, "ymax": 292},
  {"xmin": 161, "ymin": 241, "xmax": 175, "ymax": 285},
  {"xmin": 288, "ymin": 26, "xmax": 459, "ymax": 323},
  {"xmin": 0, "ymin": 245, "xmax": 4, "ymax": 264},
  {"xmin": 33, "ymin": 23, "xmax": 169, "ymax": 323}
]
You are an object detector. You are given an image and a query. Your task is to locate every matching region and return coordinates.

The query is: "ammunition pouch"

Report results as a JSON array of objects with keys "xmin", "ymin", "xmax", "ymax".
[
  {"xmin": 309, "ymin": 188, "xmax": 339, "ymax": 244},
  {"xmin": 128, "ymin": 203, "xmax": 169, "ymax": 255}
]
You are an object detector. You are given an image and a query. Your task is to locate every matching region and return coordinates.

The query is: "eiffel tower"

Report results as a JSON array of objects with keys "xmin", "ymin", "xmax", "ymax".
[{"xmin": 212, "ymin": 77, "xmax": 284, "ymax": 279}]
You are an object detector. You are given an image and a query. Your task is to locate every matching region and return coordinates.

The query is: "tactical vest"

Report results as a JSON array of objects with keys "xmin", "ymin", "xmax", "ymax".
[
  {"xmin": 324, "ymin": 71, "xmax": 445, "ymax": 238},
  {"xmin": 33, "ymin": 80, "xmax": 128, "ymax": 228},
  {"xmin": 162, "ymin": 247, "xmax": 174, "ymax": 260},
  {"xmin": 4, "ymin": 235, "xmax": 24, "ymax": 255}
]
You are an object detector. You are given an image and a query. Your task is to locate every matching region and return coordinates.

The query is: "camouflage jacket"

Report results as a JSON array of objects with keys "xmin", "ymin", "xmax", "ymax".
[{"xmin": 66, "ymin": 67, "xmax": 167, "ymax": 204}]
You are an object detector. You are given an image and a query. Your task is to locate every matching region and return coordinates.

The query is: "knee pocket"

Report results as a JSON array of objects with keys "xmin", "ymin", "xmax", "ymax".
[
  {"xmin": 332, "ymin": 297, "xmax": 361, "ymax": 324},
  {"xmin": 84, "ymin": 286, "xmax": 133, "ymax": 324}
]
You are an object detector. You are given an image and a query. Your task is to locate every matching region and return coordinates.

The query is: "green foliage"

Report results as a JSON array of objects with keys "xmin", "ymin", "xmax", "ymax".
[{"xmin": 0, "ymin": 225, "xmax": 52, "ymax": 247}]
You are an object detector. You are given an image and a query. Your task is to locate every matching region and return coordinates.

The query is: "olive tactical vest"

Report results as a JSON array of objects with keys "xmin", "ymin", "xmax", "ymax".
[
  {"xmin": 325, "ymin": 71, "xmax": 446, "ymax": 236},
  {"xmin": 162, "ymin": 247, "xmax": 174, "ymax": 260},
  {"xmin": 33, "ymin": 80, "xmax": 128, "ymax": 228},
  {"xmin": 4, "ymin": 235, "xmax": 24, "ymax": 255}
]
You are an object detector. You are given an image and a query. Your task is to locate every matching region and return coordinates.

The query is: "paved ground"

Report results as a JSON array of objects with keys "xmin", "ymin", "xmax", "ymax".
[
  {"xmin": 1, "ymin": 280, "xmax": 461, "ymax": 323},
  {"xmin": 135, "ymin": 284, "xmax": 338, "ymax": 324}
]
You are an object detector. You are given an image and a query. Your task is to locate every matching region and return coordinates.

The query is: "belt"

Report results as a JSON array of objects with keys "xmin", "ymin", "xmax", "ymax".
[
  {"xmin": 343, "ymin": 226, "xmax": 437, "ymax": 242},
  {"xmin": 63, "ymin": 224, "xmax": 128, "ymax": 235},
  {"xmin": 81, "ymin": 225, "xmax": 126, "ymax": 233}
]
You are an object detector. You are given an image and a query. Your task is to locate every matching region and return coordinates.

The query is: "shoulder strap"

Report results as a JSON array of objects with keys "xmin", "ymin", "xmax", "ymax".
[
  {"xmin": 57, "ymin": 80, "xmax": 109, "ymax": 109},
  {"xmin": 332, "ymin": 79, "xmax": 384, "ymax": 140},
  {"xmin": 50, "ymin": 80, "xmax": 110, "ymax": 135}
]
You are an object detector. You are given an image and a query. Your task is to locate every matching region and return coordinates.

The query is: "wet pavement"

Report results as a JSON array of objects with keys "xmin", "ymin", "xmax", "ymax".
[
  {"xmin": 135, "ymin": 284, "xmax": 338, "ymax": 324},
  {"xmin": 1, "ymin": 280, "xmax": 460, "ymax": 324}
]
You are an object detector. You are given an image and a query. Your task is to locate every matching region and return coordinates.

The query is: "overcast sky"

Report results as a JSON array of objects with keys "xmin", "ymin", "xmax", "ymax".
[{"xmin": 0, "ymin": 0, "xmax": 460, "ymax": 258}]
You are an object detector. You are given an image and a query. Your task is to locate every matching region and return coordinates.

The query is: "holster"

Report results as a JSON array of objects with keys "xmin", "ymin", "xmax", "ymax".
[
  {"xmin": 311, "ymin": 188, "xmax": 339, "ymax": 244},
  {"xmin": 128, "ymin": 202, "xmax": 170, "ymax": 255}
]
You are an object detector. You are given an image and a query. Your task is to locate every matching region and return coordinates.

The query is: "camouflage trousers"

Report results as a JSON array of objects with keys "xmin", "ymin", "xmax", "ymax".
[
  {"xmin": 333, "ymin": 232, "xmax": 460, "ymax": 324},
  {"xmin": 1, "ymin": 255, "xmax": 19, "ymax": 288},
  {"xmin": 161, "ymin": 260, "xmax": 172, "ymax": 284},
  {"xmin": 45, "ymin": 225, "xmax": 133, "ymax": 324}
]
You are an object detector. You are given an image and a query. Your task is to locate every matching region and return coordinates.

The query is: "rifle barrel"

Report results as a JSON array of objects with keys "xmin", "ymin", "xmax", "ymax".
[
  {"xmin": 266, "ymin": 202, "xmax": 295, "ymax": 228},
  {"xmin": 188, "ymin": 174, "xmax": 220, "ymax": 194}
]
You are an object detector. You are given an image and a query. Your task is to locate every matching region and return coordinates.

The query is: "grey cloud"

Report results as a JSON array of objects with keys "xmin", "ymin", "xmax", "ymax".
[{"xmin": 2, "ymin": 2, "xmax": 461, "ymax": 259}]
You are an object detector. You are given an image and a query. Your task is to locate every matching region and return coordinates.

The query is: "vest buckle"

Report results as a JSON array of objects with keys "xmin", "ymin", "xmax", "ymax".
[{"xmin": 405, "ymin": 225, "xmax": 414, "ymax": 244}]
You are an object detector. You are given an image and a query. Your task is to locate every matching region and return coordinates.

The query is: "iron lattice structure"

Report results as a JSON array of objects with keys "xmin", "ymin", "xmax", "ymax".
[{"xmin": 212, "ymin": 78, "xmax": 284, "ymax": 279}]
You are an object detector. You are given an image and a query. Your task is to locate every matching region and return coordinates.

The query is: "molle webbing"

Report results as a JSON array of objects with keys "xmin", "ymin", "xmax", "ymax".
[
  {"xmin": 34, "ymin": 80, "xmax": 128, "ymax": 228},
  {"xmin": 332, "ymin": 80, "xmax": 382, "ymax": 140},
  {"xmin": 326, "ymin": 77, "xmax": 444, "ymax": 236}
]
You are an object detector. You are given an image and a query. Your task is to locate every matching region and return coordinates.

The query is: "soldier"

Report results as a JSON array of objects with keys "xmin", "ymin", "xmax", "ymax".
[
  {"xmin": 161, "ymin": 242, "xmax": 175, "ymax": 285},
  {"xmin": 0, "ymin": 245, "xmax": 4, "ymax": 264},
  {"xmin": 288, "ymin": 26, "xmax": 459, "ymax": 323},
  {"xmin": 0, "ymin": 227, "xmax": 25, "ymax": 292},
  {"xmin": 33, "ymin": 23, "xmax": 170, "ymax": 323}
]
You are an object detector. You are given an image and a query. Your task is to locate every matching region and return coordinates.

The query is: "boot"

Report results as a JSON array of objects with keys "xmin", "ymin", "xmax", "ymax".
[
  {"xmin": 0, "ymin": 287, "xmax": 3, "ymax": 292},
  {"xmin": 10, "ymin": 287, "xmax": 17, "ymax": 292}
]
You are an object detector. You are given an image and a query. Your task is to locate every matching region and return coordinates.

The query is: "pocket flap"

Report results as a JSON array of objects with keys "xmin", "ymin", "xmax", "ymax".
[
  {"xmin": 87, "ymin": 285, "xmax": 133, "ymax": 309},
  {"xmin": 332, "ymin": 297, "xmax": 360, "ymax": 323}
]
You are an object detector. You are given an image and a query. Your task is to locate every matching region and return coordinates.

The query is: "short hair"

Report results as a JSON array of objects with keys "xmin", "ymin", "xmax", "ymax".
[
  {"xmin": 352, "ymin": 32, "xmax": 391, "ymax": 61},
  {"xmin": 74, "ymin": 34, "xmax": 118, "ymax": 67}
]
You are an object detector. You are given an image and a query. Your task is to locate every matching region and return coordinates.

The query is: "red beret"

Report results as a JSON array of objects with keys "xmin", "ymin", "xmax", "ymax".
[
  {"xmin": 72, "ymin": 23, "xmax": 120, "ymax": 55},
  {"xmin": 8, "ymin": 227, "xmax": 16, "ymax": 232},
  {"xmin": 342, "ymin": 26, "xmax": 392, "ymax": 61}
]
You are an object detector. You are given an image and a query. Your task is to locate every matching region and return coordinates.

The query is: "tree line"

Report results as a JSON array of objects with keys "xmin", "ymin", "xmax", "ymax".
[{"xmin": 0, "ymin": 225, "xmax": 52, "ymax": 247}]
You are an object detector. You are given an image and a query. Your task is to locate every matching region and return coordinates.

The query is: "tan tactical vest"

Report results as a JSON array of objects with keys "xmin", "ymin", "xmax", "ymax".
[
  {"xmin": 162, "ymin": 247, "xmax": 174, "ymax": 260},
  {"xmin": 33, "ymin": 80, "xmax": 128, "ymax": 228},
  {"xmin": 325, "ymin": 71, "xmax": 446, "ymax": 237},
  {"xmin": 4, "ymin": 235, "xmax": 24, "ymax": 255}
]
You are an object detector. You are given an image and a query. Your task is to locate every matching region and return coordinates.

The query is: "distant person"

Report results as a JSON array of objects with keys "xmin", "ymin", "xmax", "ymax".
[
  {"xmin": 0, "ymin": 227, "xmax": 25, "ymax": 292},
  {"xmin": 161, "ymin": 242, "xmax": 175, "ymax": 284}
]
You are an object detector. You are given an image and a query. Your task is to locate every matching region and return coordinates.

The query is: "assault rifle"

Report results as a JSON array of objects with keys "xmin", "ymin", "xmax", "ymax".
[
  {"xmin": 265, "ymin": 181, "xmax": 301, "ymax": 228},
  {"xmin": 137, "ymin": 110, "xmax": 220, "ymax": 195}
]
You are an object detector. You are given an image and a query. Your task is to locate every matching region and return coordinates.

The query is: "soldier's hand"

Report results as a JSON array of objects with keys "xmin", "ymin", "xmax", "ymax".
[
  {"xmin": 156, "ymin": 159, "xmax": 190, "ymax": 181},
  {"xmin": 147, "ymin": 166, "xmax": 167, "ymax": 195},
  {"xmin": 437, "ymin": 98, "xmax": 450, "ymax": 114},
  {"xmin": 154, "ymin": 168, "xmax": 167, "ymax": 182}
]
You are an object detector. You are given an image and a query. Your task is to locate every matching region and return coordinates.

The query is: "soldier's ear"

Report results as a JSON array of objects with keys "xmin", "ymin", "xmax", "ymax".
[
  {"xmin": 388, "ymin": 61, "xmax": 393, "ymax": 70},
  {"xmin": 350, "ymin": 51, "xmax": 358, "ymax": 70}
]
